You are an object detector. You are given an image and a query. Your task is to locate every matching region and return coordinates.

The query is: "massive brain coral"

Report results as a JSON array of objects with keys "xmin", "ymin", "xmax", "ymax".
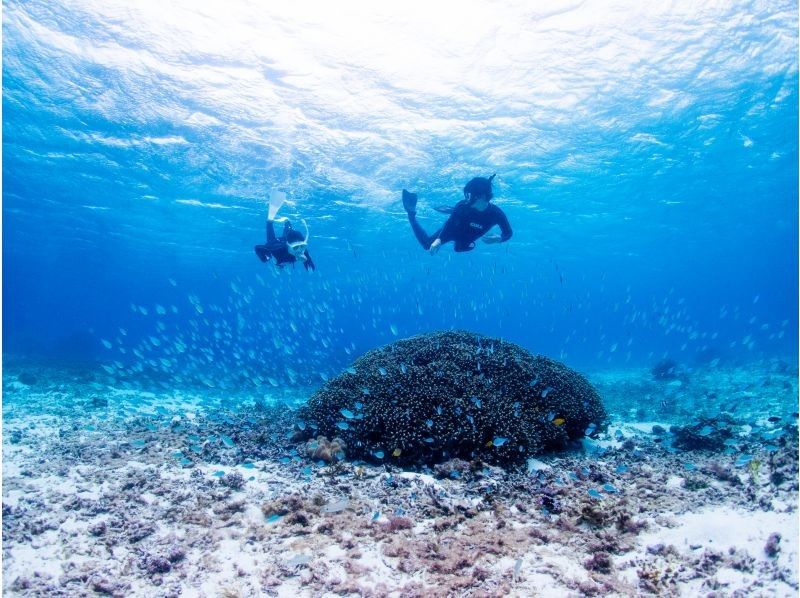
[{"xmin": 297, "ymin": 331, "xmax": 606, "ymax": 466}]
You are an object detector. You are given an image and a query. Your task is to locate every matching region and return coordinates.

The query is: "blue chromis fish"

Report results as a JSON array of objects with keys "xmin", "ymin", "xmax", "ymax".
[
  {"xmin": 340, "ymin": 408, "xmax": 355, "ymax": 419},
  {"xmin": 336, "ymin": 421, "xmax": 350, "ymax": 430},
  {"xmin": 492, "ymin": 437, "xmax": 508, "ymax": 446}
]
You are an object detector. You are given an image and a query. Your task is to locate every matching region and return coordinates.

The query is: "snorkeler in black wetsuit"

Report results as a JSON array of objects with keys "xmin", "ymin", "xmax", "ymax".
[
  {"xmin": 254, "ymin": 219, "xmax": 315, "ymax": 271},
  {"xmin": 402, "ymin": 174, "xmax": 512, "ymax": 253}
]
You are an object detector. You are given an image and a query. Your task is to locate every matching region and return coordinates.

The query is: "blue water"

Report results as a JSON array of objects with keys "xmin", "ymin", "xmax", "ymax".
[{"xmin": 3, "ymin": 1, "xmax": 798, "ymax": 389}]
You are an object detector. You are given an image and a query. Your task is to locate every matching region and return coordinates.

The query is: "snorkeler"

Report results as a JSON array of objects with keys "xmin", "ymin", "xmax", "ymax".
[
  {"xmin": 254, "ymin": 190, "xmax": 315, "ymax": 271},
  {"xmin": 402, "ymin": 174, "xmax": 512, "ymax": 254}
]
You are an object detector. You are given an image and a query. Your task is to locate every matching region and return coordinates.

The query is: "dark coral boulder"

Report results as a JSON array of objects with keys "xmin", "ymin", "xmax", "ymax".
[{"xmin": 297, "ymin": 331, "xmax": 606, "ymax": 466}]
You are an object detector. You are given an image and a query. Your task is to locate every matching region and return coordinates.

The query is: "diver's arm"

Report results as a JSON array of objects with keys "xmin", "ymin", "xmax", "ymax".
[
  {"xmin": 303, "ymin": 252, "xmax": 315, "ymax": 271},
  {"xmin": 497, "ymin": 209, "xmax": 513, "ymax": 241},
  {"xmin": 433, "ymin": 204, "xmax": 465, "ymax": 252},
  {"xmin": 483, "ymin": 209, "xmax": 513, "ymax": 244}
]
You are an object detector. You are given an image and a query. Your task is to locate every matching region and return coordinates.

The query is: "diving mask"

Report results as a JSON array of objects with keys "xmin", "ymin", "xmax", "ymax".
[{"xmin": 287, "ymin": 241, "xmax": 308, "ymax": 258}]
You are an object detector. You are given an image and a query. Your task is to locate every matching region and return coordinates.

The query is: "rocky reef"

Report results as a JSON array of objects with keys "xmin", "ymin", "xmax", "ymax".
[{"xmin": 297, "ymin": 331, "xmax": 606, "ymax": 466}]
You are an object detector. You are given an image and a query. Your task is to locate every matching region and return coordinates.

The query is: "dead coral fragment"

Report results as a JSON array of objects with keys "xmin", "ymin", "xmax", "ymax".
[{"xmin": 302, "ymin": 436, "xmax": 347, "ymax": 463}]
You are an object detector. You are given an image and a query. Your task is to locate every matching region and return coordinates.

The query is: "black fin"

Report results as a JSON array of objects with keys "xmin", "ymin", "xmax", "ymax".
[
  {"xmin": 433, "ymin": 205, "xmax": 456, "ymax": 214},
  {"xmin": 402, "ymin": 189, "xmax": 418, "ymax": 213}
]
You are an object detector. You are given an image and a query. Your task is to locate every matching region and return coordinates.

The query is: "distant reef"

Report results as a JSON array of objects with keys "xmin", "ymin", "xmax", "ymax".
[{"xmin": 296, "ymin": 330, "xmax": 606, "ymax": 466}]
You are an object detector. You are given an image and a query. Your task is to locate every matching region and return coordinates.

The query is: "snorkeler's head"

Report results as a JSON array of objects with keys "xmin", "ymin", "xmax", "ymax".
[
  {"xmin": 464, "ymin": 174, "xmax": 496, "ymax": 203},
  {"xmin": 286, "ymin": 225, "xmax": 308, "ymax": 258}
]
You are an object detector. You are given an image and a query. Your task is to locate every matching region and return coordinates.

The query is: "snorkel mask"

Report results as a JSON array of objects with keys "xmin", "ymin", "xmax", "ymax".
[
  {"xmin": 286, "ymin": 219, "xmax": 310, "ymax": 257},
  {"xmin": 463, "ymin": 173, "xmax": 496, "ymax": 204}
]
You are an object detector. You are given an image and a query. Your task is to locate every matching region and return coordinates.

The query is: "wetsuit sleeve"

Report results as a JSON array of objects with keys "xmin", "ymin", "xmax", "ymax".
[{"xmin": 495, "ymin": 208, "xmax": 513, "ymax": 241}]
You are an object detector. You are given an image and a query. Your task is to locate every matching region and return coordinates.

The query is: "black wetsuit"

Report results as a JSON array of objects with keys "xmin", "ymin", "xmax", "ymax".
[
  {"xmin": 409, "ymin": 200, "xmax": 513, "ymax": 252},
  {"xmin": 254, "ymin": 220, "xmax": 315, "ymax": 271}
]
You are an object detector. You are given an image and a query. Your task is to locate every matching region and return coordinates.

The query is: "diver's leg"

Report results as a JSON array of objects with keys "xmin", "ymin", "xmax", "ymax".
[
  {"xmin": 408, "ymin": 214, "xmax": 439, "ymax": 250},
  {"xmin": 266, "ymin": 220, "xmax": 277, "ymax": 243}
]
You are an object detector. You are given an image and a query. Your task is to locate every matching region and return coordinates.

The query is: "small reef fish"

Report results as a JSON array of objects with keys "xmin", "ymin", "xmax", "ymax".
[
  {"xmin": 346, "ymin": 367, "xmax": 357, "ymax": 375},
  {"xmin": 340, "ymin": 409, "xmax": 355, "ymax": 419},
  {"xmin": 374, "ymin": 451, "xmax": 384, "ymax": 459},
  {"xmin": 552, "ymin": 418, "xmax": 566, "ymax": 426},
  {"xmin": 336, "ymin": 421, "xmax": 350, "ymax": 430},
  {"xmin": 492, "ymin": 437, "xmax": 508, "ymax": 446},
  {"xmin": 378, "ymin": 367, "xmax": 387, "ymax": 376},
  {"xmin": 392, "ymin": 448, "xmax": 402, "ymax": 457}
]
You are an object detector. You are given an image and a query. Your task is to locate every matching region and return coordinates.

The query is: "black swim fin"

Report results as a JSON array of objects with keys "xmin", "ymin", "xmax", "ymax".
[{"xmin": 402, "ymin": 189, "xmax": 418, "ymax": 214}]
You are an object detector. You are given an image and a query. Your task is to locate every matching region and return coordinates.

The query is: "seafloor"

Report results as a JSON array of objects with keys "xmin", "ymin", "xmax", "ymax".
[{"xmin": 2, "ymin": 358, "xmax": 798, "ymax": 597}]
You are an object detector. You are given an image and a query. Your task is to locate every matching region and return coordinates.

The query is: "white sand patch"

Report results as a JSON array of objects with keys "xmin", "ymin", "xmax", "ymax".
[
  {"xmin": 4, "ymin": 530, "xmax": 64, "ymax": 580},
  {"xmin": 617, "ymin": 505, "xmax": 799, "ymax": 595},
  {"xmin": 641, "ymin": 506, "xmax": 797, "ymax": 565}
]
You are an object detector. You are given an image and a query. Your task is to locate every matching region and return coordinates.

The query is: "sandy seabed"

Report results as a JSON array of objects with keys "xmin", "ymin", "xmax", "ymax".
[{"xmin": 2, "ymin": 360, "xmax": 798, "ymax": 597}]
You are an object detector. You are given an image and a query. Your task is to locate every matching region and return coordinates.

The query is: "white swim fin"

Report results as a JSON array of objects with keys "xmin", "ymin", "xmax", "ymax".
[{"xmin": 268, "ymin": 189, "xmax": 287, "ymax": 220}]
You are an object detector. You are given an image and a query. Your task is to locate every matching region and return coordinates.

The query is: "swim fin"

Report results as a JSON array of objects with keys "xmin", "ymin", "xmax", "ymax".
[
  {"xmin": 268, "ymin": 190, "xmax": 287, "ymax": 220},
  {"xmin": 402, "ymin": 189, "xmax": 418, "ymax": 214},
  {"xmin": 433, "ymin": 205, "xmax": 455, "ymax": 214}
]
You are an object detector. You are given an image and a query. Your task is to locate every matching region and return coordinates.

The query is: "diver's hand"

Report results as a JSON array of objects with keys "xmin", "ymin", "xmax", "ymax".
[
  {"xmin": 482, "ymin": 235, "xmax": 503, "ymax": 244},
  {"xmin": 429, "ymin": 238, "xmax": 442, "ymax": 255}
]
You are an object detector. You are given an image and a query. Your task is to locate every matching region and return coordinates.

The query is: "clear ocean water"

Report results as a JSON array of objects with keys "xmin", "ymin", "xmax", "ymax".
[{"xmin": 3, "ymin": 1, "xmax": 798, "ymax": 392}]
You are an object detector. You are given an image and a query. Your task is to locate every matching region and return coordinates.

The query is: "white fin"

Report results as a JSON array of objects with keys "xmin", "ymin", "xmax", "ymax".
[{"xmin": 268, "ymin": 190, "xmax": 287, "ymax": 220}]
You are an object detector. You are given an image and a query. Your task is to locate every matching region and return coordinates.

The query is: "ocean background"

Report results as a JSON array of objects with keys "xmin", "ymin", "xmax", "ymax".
[
  {"xmin": 4, "ymin": 0, "xmax": 797, "ymax": 391},
  {"xmin": 3, "ymin": 2, "xmax": 799, "ymax": 595}
]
